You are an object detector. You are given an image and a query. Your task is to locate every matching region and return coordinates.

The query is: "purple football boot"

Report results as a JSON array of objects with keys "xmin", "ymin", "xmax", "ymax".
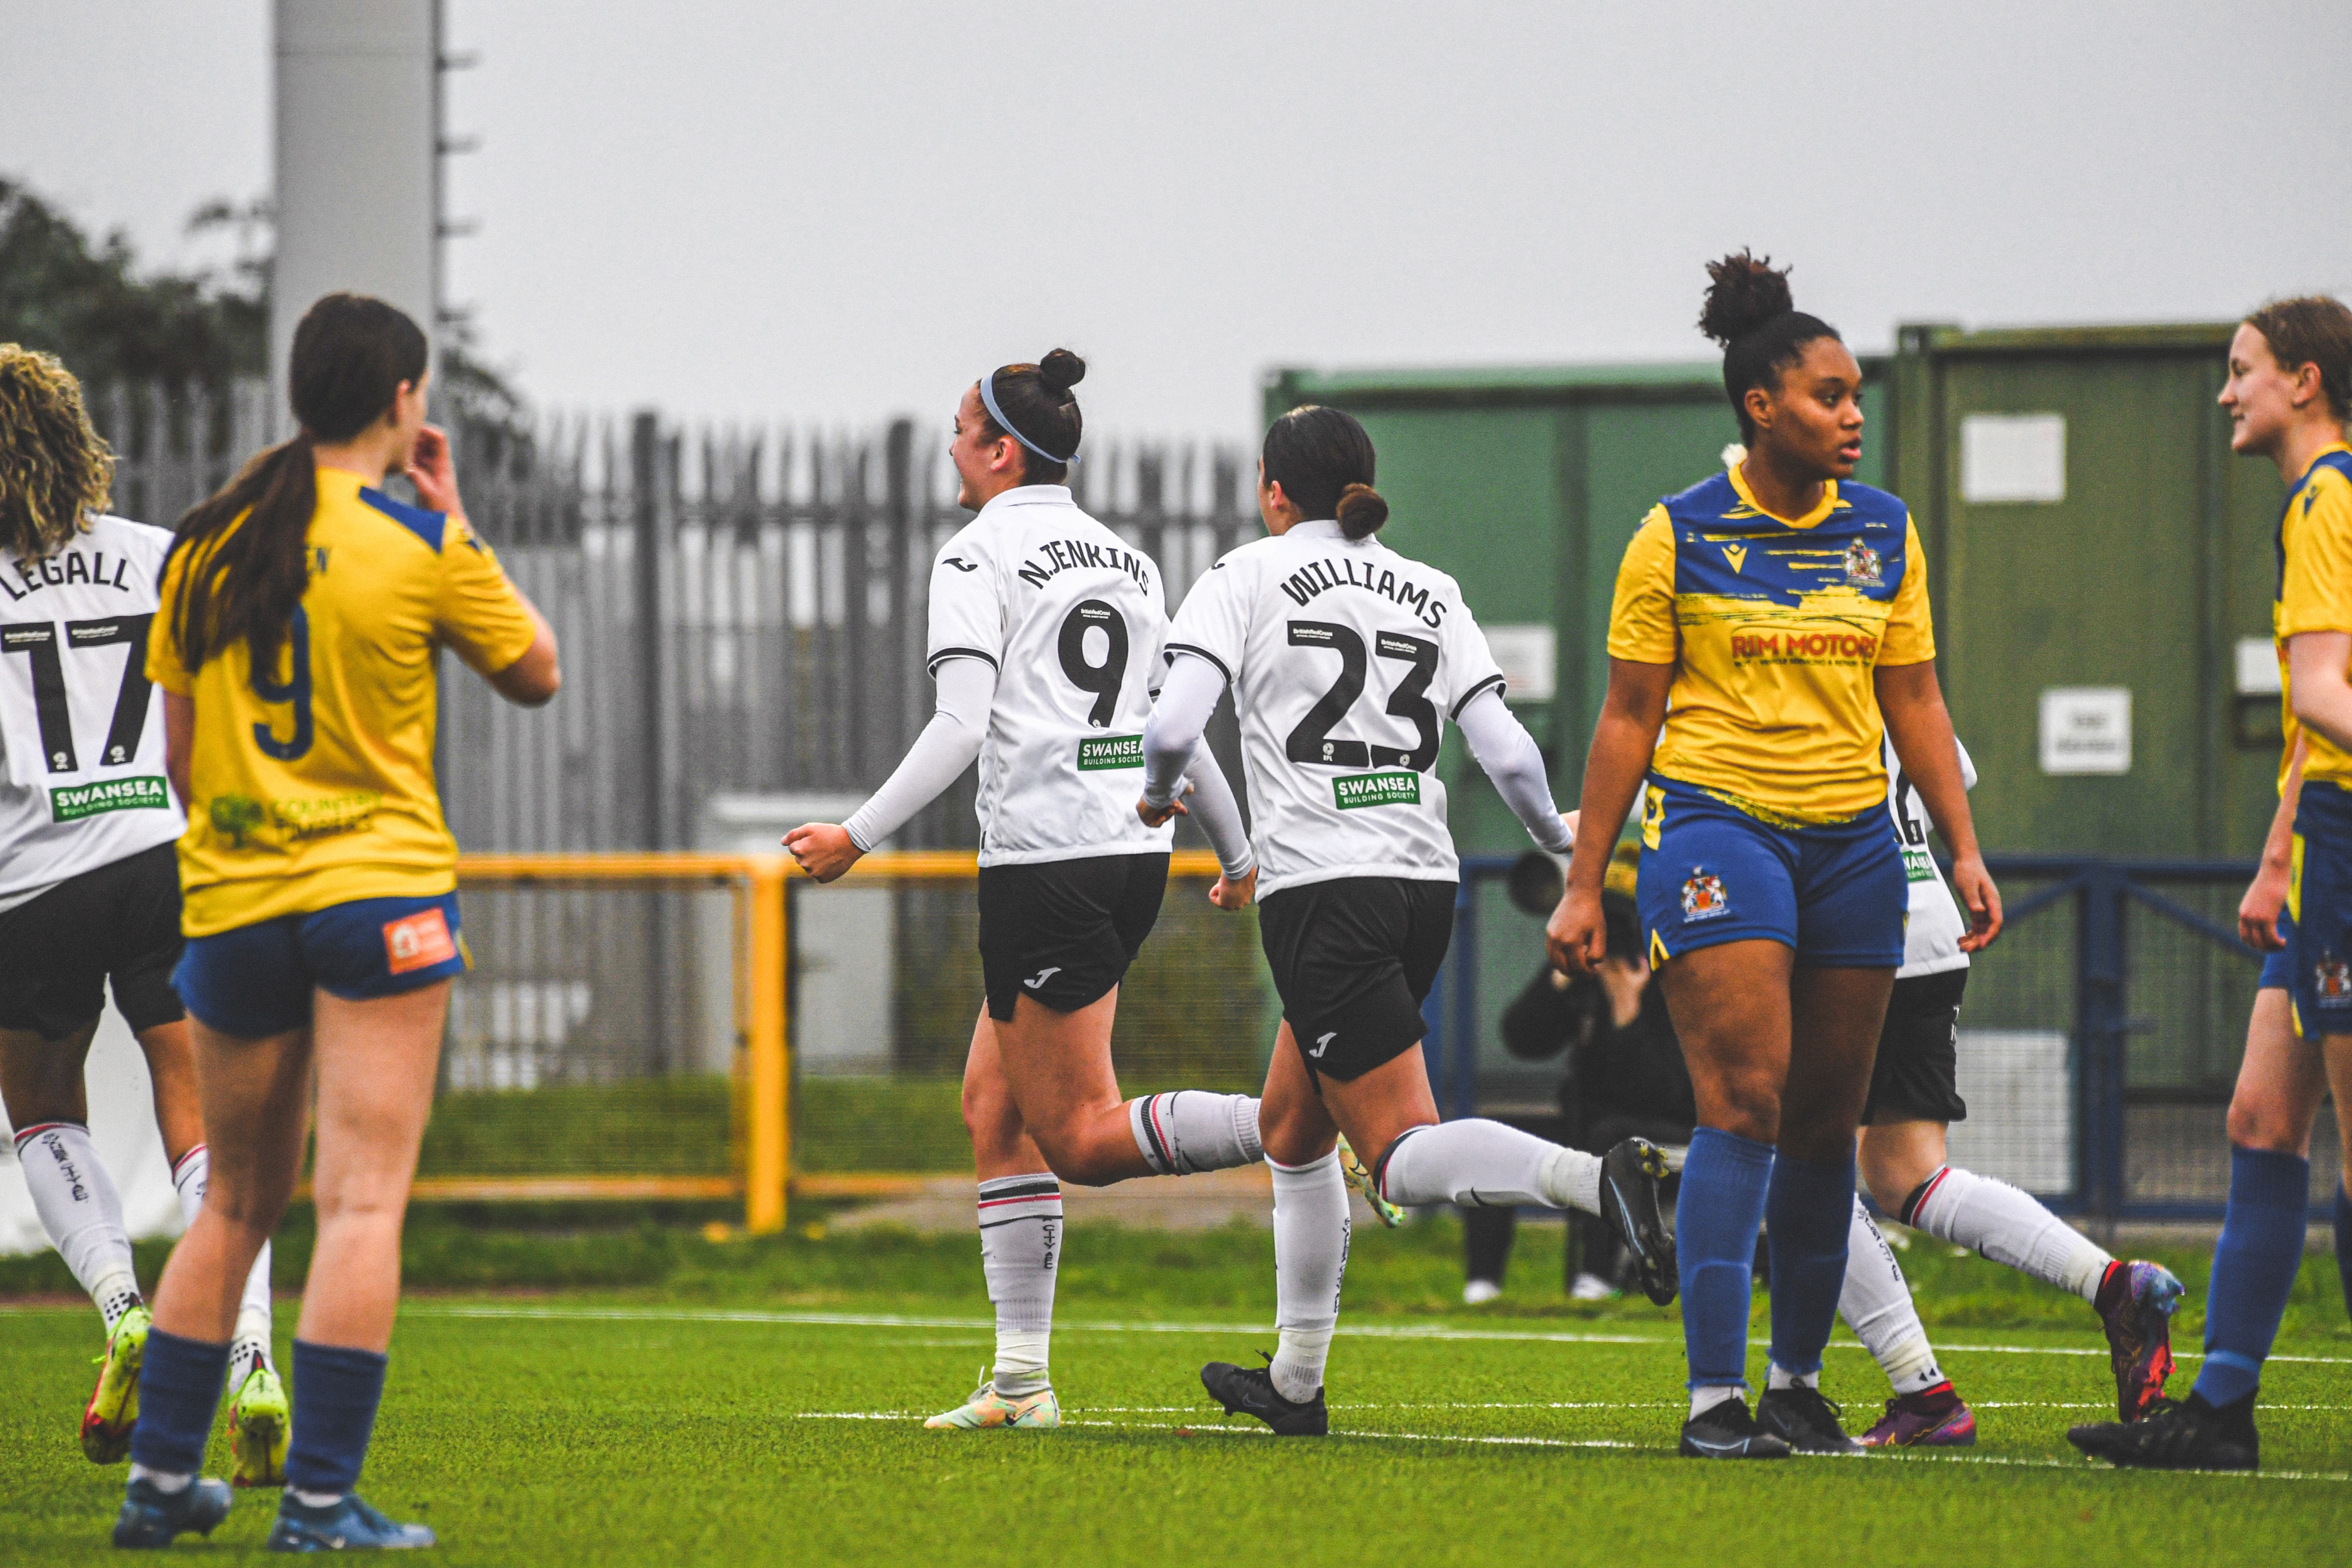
[
  {"xmin": 2095, "ymin": 1260, "xmax": 2184, "ymax": 1422},
  {"xmin": 1856, "ymin": 1384, "xmax": 1976, "ymax": 1448}
]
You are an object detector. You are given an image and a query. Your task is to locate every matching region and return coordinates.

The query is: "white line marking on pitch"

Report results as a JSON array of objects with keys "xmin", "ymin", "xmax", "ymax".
[
  {"xmin": 404, "ymin": 1303, "xmax": 2352, "ymax": 1365},
  {"xmin": 792, "ymin": 1410, "xmax": 2352, "ymax": 1482}
]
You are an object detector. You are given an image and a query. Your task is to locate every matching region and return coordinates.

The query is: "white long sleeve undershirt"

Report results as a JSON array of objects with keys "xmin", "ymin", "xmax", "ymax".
[
  {"xmin": 1454, "ymin": 687, "xmax": 1573, "ymax": 853},
  {"xmin": 1143, "ymin": 653, "xmax": 1569, "ymax": 854},
  {"xmin": 844, "ymin": 653, "xmax": 1254, "ymax": 878},
  {"xmin": 844, "ymin": 657, "xmax": 996, "ymax": 852}
]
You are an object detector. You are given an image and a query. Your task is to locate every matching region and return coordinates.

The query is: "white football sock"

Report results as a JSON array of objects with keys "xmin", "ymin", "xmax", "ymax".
[
  {"xmin": 172, "ymin": 1146, "xmax": 275, "ymax": 1380},
  {"xmin": 1128, "ymin": 1093, "xmax": 1263, "ymax": 1176},
  {"xmin": 1905, "ymin": 1165, "xmax": 2111, "ymax": 1304},
  {"xmin": 1838, "ymin": 1198, "xmax": 1945, "ymax": 1395},
  {"xmin": 977, "ymin": 1173, "xmax": 1061, "ymax": 1396},
  {"xmin": 1689, "ymin": 1384, "xmax": 1744, "ymax": 1419},
  {"xmin": 1766, "ymin": 1363, "xmax": 1819, "ymax": 1392},
  {"xmin": 291, "ymin": 1489, "xmax": 344, "ymax": 1508},
  {"xmin": 1374, "ymin": 1121, "xmax": 1602, "ymax": 1214},
  {"xmin": 1268, "ymin": 1151, "xmax": 1349, "ymax": 1404},
  {"xmin": 128, "ymin": 1464, "xmax": 194, "ymax": 1494},
  {"xmin": 16, "ymin": 1122, "xmax": 141, "ymax": 1330}
]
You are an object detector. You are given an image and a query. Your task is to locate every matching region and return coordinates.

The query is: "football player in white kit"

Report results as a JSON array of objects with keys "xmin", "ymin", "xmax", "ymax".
[
  {"xmin": 786, "ymin": 353, "xmax": 1263, "ymax": 1430},
  {"xmin": 1139, "ymin": 405, "xmax": 1677, "ymax": 1435},
  {"xmin": 0, "ymin": 346, "xmax": 283, "ymax": 1481},
  {"xmin": 1836, "ymin": 733, "xmax": 2183, "ymax": 1445}
]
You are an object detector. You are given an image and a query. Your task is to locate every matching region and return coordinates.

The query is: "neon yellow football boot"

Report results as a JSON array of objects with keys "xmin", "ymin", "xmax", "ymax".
[
  {"xmin": 227, "ymin": 1361, "xmax": 289, "ymax": 1486},
  {"xmin": 1336, "ymin": 1135, "xmax": 1406, "ymax": 1229},
  {"xmin": 82, "ymin": 1304, "xmax": 150, "ymax": 1463},
  {"xmin": 923, "ymin": 1370, "xmax": 1060, "ymax": 1430}
]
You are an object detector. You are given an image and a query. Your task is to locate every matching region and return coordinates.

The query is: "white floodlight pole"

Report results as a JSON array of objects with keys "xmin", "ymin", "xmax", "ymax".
[{"xmin": 270, "ymin": 0, "xmax": 439, "ymax": 436}]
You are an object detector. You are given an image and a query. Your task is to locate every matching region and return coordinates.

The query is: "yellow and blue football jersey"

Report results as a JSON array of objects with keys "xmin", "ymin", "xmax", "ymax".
[
  {"xmin": 1607, "ymin": 466, "xmax": 1935, "ymax": 826},
  {"xmin": 146, "ymin": 466, "xmax": 537, "ymax": 936},
  {"xmin": 2272, "ymin": 442, "xmax": 2352, "ymax": 792}
]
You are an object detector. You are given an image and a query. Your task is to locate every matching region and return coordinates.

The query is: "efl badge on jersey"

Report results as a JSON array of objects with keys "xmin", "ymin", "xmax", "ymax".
[
  {"xmin": 382, "ymin": 907, "xmax": 459, "ymax": 975},
  {"xmin": 1843, "ymin": 539, "xmax": 1883, "ymax": 588},
  {"xmin": 1680, "ymin": 871, "xmax": 1730, "ymax": 922},
  {"xmin": 2315, "ymin": 954, "xmax": 2352, "ymax": 1009}
]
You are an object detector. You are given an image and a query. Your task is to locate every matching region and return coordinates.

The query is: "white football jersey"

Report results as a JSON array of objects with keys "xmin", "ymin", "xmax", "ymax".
[
  {"xmin": 926, "ymin": 485, "xmax": 1175, "ymax": 866},
  {"xmin": 0, "ymin": 516, "xmax": 187, "ymax": 905},
  {"xmin": 1886, "ymin": 732, "xmax": 1977, "ymax": 978},
  {"xmin": 1165, "ymin": 517, "xmax": 1505, "ymax": 897}
]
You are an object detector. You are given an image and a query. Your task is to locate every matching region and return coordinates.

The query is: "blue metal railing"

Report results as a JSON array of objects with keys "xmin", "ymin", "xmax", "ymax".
[{"xmin": 1424, "ymin": 854, "xmax": 2334, "ymax": 1222}]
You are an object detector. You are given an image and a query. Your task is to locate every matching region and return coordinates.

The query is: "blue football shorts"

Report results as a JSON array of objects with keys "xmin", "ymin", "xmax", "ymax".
[
  {"xmin": 2288, "ymin": 780, "xmax": 2352, "ymax": 1039},
  {"xmin": 2257, "ymin": 905, "xmax": 2295, "ymax": 994},
  {"xmin": 173, "ymin": 892, "xmax": 470, "ymax": 1038},
  {"xmin": 1634, "ymin": 774, "xmax": 1907, "ymax": 969}
]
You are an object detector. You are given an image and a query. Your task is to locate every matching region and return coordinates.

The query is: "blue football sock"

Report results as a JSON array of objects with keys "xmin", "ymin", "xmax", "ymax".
[
  {"xmin": 2191, "ymin": 1145, "xmax": 2310, "ymax": 1408},
  {"xmin": 127, "ymin": 1327, "xmax": 232, "ymax": 1476},
  {"xmin": 2335, "ymin": 1180, "xmax": 2351, "ymax": 1326},
  {"xmin": 1677, "ymin": 1127, "xmax": 1774, "ymax": 1389},
  {"xmin": 285, "ymin": 1339, "xmax": 390, "ymax": 1495},
  {"xmin": 1763, "ymin": 1145, "xmax": 1856, "ymax": 1379}
]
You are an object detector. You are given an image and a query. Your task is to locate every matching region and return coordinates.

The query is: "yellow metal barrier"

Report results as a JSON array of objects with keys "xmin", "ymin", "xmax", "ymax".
[{"xmin": 450, "ymin": 849, "xmax": 1231, "ymax": 1233}]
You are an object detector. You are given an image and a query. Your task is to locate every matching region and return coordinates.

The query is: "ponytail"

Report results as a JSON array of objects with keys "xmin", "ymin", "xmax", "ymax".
[
  {"xmin": 165, "ymin": 435, "xmax": 318, "ymax": 672},
  {"xmin": 164, "ymin": 292, "xmax": 427, "ymax": 672}
]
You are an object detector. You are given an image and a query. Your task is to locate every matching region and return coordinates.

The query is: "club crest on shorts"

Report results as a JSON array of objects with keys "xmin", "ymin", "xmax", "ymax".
[
  {"xmin": 2315, "ymin": 953, "xmax": 2352, "ymax": 1008},
  {"xmin": 1843, "ymin": 539, "xmax": 1883, "ymax": 588},
  {"xmin": 1680, "ymin": 870, "xmax": 1729, "ymax": 922}
]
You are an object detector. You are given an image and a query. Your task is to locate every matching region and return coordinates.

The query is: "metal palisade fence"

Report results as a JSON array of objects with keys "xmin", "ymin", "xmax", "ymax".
[
  {"xmin": 89, "ymin": 383, "xmax": 1275, "ymax": 1164},
  {"xmin": 88, "ymin": 381, "xmax": 1260, "ymax": 853}
]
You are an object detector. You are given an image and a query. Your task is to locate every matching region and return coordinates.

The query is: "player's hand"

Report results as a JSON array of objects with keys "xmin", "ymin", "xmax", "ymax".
[
  {"xmin": 1951, "ymin": 854, "xmax": 2003, "ymax": 953},
  {"xmin": 1546, "ymin": 886, "xmax": 1607, "ymax": 975},
  {"xmin": 406, "ymin": 424, "xmax": 464, "ymax": 515},
  {"xmin": 1209, "ymin": 864, "xmax": 1258, "ymax": 911},
  {"xmin": 1136, "ymin": 784, "xmax": 1190, "ymax": 829},
  {"xmin": 2239, "ymin": 859, "xmax": 2292, "ymax": 951},
  {"xmin": 783, "ymin": 823, "xmax": 861, "ymax": 883},
  {"xmin": 1561, "ymin": 810, "xmax": 1580, "ymax": 844}
]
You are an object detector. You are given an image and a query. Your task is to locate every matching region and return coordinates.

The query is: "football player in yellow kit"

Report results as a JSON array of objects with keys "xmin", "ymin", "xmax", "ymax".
[{"xmin": 109, "ymin": 293, "xmax": 559, "ymax": 1549}]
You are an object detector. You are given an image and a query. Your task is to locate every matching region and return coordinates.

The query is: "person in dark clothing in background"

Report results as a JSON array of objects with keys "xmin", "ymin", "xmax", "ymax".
[{"xmin": 1467, "ymin": 847, "xmax": 1698, "ymax": 1301}]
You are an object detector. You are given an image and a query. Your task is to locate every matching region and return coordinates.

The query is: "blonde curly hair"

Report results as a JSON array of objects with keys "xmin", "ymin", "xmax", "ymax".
[{"xmin": 0, "ymin": 344, "xmax": 114, "ymax": 562}]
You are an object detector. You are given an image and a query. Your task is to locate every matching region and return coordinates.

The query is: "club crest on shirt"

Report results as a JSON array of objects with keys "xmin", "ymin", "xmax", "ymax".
[
  {"xmin": 1843, "ymin": 539, "xmax": 1883, "ymax": 588},
  {"xmin": 1680, "ymin": 871, "xmax": 1729, "ymax": 922},
  {"xmin": 2315, "ymin": 953, "xmax": 2352, "ymax": 1007}
]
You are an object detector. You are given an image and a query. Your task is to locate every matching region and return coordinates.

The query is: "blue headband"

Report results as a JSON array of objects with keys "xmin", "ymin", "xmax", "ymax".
[{"xmin": 980, "ymin": 369, "xmax": 1078, "ymax": 469}]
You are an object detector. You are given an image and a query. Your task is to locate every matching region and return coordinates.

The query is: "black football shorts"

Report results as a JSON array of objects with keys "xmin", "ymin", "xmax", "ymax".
[
  {"xmin": 977, "ymin": 852, "xmax": 1168, "ymax": 1023},
  {"xmin": 1256, "ymin": 876, "xmax": 1455, "ymax": 1082},
  {"xmin": 1861, "ymin": 967, "xmax": 1969, "ymax": 1125},
  {"xmin": 0, "ymin": 842, "xmax": 185, "ymax": 1040}
]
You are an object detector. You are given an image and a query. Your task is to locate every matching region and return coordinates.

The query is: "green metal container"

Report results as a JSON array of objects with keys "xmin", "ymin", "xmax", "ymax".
[{"xmin": 1888, "ymin": 322, "xmax": 2286, "ymax": 861}]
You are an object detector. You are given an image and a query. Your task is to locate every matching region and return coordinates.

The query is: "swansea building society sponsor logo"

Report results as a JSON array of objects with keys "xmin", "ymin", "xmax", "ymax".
[
  {"xmin": 1332, "ymin": 771, "xmax": 1420, "ymax": 810},
  {"xmin": 1076, "ymin": 734, "xmax": 1143, "ymax": 771},
  {"xmin": 1902, "ymin": 845, "xmax": 1937, "ymax": 883},
  {"xmin": 48, "ymin": 776, "xmax": 170, "ymax": 823}
]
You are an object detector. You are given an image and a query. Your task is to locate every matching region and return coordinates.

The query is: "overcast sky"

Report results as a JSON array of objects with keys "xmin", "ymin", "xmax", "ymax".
[{"xmin": 5, "ymin": 1, "xmax": 2349, "ymax": 444}]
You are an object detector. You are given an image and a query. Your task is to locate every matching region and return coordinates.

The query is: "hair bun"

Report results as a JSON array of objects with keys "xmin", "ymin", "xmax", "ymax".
[
  {"xmin": 1336, "ymin": 482, "xmax": 1389, "ymax": 539},
  {"xmin": 1698, "ymin": 250, "xmax": 1795, "ymax": 347},
  {"xmin": 1037, "ymin": 348, "xmax": 1086, "ymax": 398}
]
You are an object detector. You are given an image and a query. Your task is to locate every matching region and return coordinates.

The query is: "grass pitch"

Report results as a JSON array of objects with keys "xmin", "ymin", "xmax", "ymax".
[{"xmin": 3, "ymin": 1218, "xmax": 2346, "ymax": 1565}]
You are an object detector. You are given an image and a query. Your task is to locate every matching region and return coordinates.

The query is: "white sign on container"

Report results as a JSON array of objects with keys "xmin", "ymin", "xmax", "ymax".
[
  {"xmin": 1483, "ymin": 624, "xmax": 1557, "ymax": 703},
  {"xmin": 2038, "ymin": 686, "xmax": 2132, "ymax": 775},
  {"xmin": 1962, "ymin": 413, "xmax": 2067, "ymax": 504},
  {"xmin": 2235, "ymin": 636, "xmax": 2283, "ymax": 696}
]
